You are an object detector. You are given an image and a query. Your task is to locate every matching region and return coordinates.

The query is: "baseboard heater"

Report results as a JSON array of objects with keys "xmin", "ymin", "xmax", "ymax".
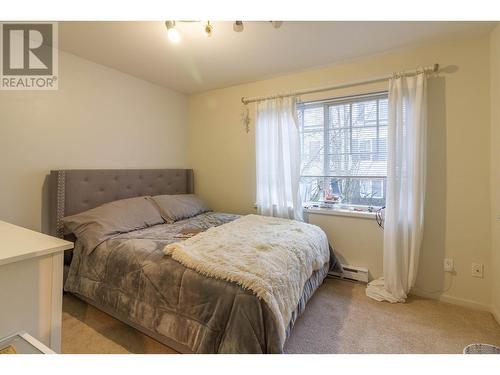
[{"xmin": 329, "ymin": 264, "xmax": 369, "ymax": 283}]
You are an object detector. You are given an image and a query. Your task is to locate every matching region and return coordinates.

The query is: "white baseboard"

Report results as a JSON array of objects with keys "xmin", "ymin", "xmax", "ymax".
[{"xmin": 410, "ymin": 290, "xmax": 490, "ymax": 312}]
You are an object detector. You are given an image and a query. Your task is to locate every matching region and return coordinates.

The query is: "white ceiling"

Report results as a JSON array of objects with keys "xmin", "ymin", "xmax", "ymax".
[{"xmin": 59, "ymin": 21, "xmax": 495, "ymax": 94}]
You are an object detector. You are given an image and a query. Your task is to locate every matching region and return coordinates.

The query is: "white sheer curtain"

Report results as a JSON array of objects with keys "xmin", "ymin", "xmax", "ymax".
[
  {"xmin": 255, "ymin": 96, "xmax": 303, "ymax": 221},
  {"xmin": 366, "ymin": 72, "xmax": 427, "ymax": 303}
]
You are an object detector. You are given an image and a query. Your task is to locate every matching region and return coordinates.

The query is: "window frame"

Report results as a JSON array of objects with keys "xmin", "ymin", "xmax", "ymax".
[{"xmin": 298, "ymin": 91, "xmax": 389, "ymax": 210}]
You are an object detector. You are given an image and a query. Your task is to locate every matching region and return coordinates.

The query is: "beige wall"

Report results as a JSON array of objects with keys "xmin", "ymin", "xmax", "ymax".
[
  {"xmin": 305, "ymin": 213, "xmax": 384, "ymax": 279},
  {"xmin": 188, "ymin": 33, "xmax": 493, "ymax": 310},
  {"xmin": 491, "ymin": 23, "xmax": 500, "ymax": 321},
  {"xmin": 0, "ymin": 51, "xmax": 188, "ymax": 232}
]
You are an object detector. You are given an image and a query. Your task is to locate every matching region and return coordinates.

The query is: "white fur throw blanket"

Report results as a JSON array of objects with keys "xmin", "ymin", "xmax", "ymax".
[{"xmin": 163, "ymin": 214, "xmax": 330, "ymax": 342}]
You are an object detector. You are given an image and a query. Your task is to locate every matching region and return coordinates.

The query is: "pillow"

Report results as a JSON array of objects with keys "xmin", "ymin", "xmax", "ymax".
[
  {"xmin": 62, "ymin": 196, "xmax": 164, "ymax": 253},
  {"xmin": 151, "ymin": 194, "xmax": 210, "ymax": 223}
]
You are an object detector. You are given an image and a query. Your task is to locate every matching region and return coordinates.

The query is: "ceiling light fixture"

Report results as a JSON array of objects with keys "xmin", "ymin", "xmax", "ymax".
[
  {"xmin": 165, "ymin": 21, "xmax": 180, "ymax": 43},
  {"xmin": 164, "ymin": 21, "xmax": 283, "ymax": 43},
  {"xmin": 203, "ymin": 21, "xmax": 213, "ymax": 37},
  {"xmin": 233, "ymin": 21, "xmax": 244, "ymax": 32}
]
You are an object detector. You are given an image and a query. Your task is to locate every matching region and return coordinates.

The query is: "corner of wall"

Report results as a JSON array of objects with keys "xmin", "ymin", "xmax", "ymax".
[
  {"xmin": 490, "ymin": 22, "xmax": 500, "ymax": 325},
  {"xmin": 493, "ymin": 305, "xmax": 500, "ymax": 326}
]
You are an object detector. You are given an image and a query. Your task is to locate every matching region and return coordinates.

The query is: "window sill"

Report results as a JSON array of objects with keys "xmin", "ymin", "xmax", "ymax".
[{"xmin": 304, "ymin": 207, "xmax": 377, "ymax": 219}]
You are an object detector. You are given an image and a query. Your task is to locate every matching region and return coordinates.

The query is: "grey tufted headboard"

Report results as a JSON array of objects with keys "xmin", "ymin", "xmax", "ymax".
[{"xmin": 48, "ymin": 169, "xmax": 194, "ymax": 238}]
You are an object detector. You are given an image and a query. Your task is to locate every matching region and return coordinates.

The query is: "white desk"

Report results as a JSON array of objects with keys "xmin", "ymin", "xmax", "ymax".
[{"xmin": 0, "ymin": 221, "xmax": 73, "ymax": 353}]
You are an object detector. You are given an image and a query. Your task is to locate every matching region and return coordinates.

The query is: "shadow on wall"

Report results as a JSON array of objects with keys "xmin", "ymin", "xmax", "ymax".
[
  {"xmin": 413, "ymin": 68, "xmax": 454, "ymax": 297},
  {"xmin": 41, "ymin": 174, "xmax": 50, "ymax": 235}
]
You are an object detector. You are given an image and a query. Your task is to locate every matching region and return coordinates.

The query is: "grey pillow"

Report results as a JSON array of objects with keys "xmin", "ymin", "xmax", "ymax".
[
  {"xmin": 62, "ymin": 196, "xmax": 164, "ymax": 253},
  {"xmin": 151, "ymin": 194, "xmax": 210, "ymax": 223}
]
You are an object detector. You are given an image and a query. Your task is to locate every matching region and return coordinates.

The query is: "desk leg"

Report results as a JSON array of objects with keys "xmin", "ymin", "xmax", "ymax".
[{"xmin": 49, "ymin": 253, "xmax": 63, "ymax": 353}]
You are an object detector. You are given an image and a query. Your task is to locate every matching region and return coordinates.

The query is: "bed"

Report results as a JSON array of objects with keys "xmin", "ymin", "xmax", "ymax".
[{"xmin": 48, "ymin": 168, "xmax": 340, "ymax": 354}]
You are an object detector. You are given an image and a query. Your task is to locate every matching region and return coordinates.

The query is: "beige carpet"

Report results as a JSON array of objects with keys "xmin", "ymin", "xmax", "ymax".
[
  {"xmin": 62, "ymin": 295, "xmax": 176, "ymax": 354},
  {"xmin": 62, "ymin": 278, "xmax": 500, "ymax": 354}
]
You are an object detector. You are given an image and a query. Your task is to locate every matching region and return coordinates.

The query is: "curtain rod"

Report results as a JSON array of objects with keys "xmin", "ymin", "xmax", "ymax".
[{"xmin": 241, "ymin": 63, "xmax": 439, "ymax": 105}]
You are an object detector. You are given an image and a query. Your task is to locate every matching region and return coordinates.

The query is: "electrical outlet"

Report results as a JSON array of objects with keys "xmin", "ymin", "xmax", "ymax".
[
  {"xmin": 443, "ymin": 258, "xmax": 454, "ymax": 272},
  {"xmin": 472, "ymin": 263, "xmax": 483, "ymax": 278}
]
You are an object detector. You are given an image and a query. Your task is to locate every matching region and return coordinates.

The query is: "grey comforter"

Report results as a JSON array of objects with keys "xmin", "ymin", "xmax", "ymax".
[{"xmin": 65, "ymin": 212, "xmax": 339, "ymax": 353}]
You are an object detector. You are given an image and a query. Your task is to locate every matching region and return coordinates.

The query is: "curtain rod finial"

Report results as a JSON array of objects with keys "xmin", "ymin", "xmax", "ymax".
[{"xmin": 241, "ymin": 97, "xmax": 247, "ymax": 105}]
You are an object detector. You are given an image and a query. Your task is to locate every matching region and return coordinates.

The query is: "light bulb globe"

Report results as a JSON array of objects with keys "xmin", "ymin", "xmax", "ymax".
[
  {"xmin": 167, "ymin": 27, "xmax": 180, "ymax": 43},
  {"xmin": 203, "ymin": 22, "xmax": 213, "ymax": 37},
  {"xmin": 233, "ymin": 21, "xmax": 244, "ymax": 32}
]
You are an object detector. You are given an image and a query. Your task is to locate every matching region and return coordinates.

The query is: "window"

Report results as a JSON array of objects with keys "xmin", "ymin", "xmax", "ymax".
[{"xmin": 298, "ymin": 92, "xmax": 388, "ymax": 208}]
